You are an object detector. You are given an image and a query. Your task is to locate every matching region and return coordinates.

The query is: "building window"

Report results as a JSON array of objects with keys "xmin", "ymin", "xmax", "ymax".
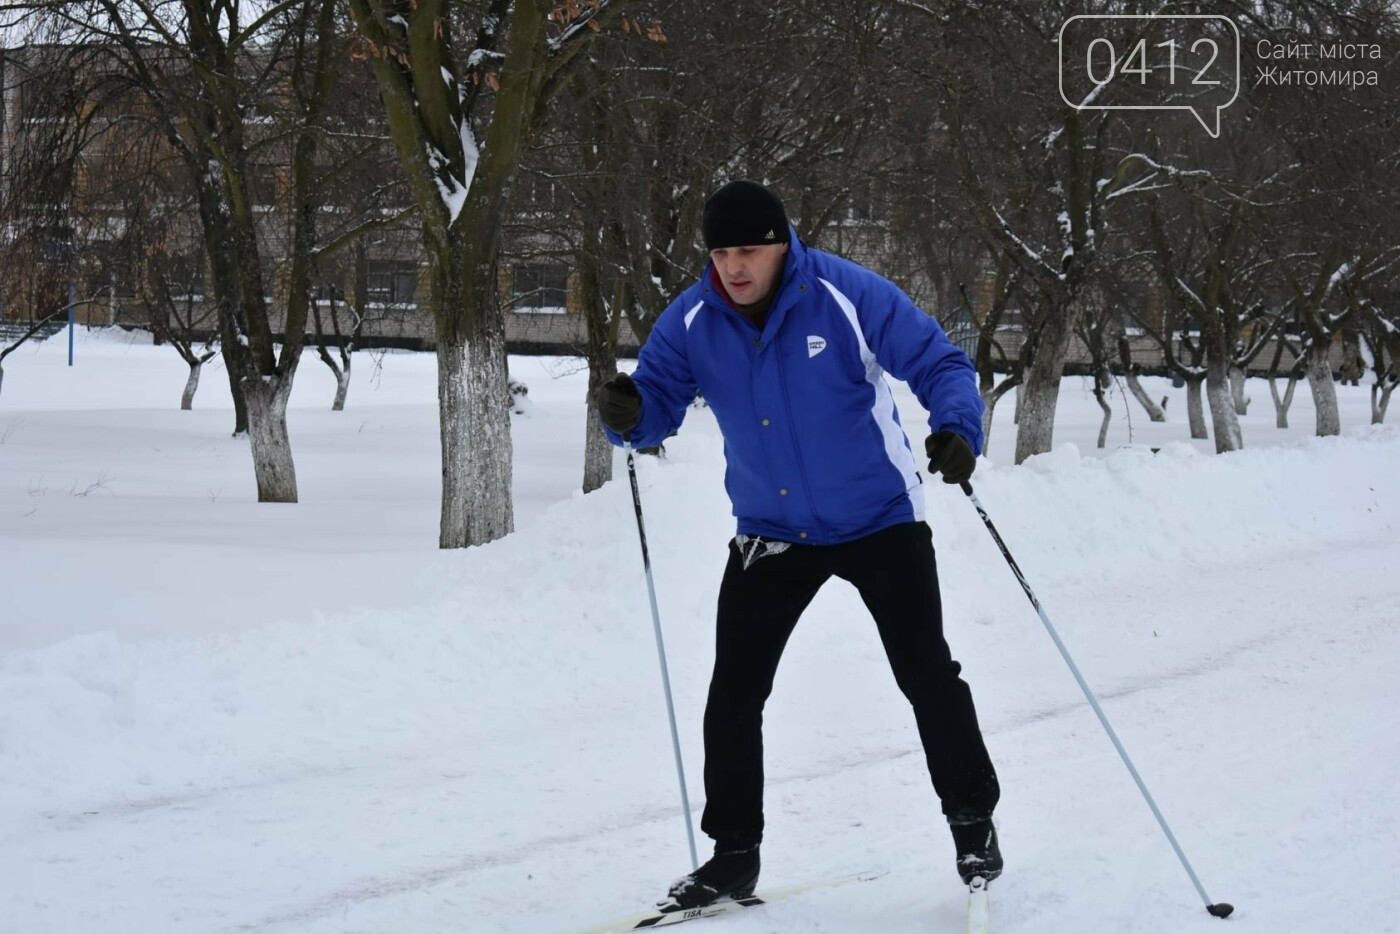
[
  {"xmin": 250, "ymin": 165, "xmax": 283, "ymax": 209},
  {"xmin": 512, "ymin": 263, "xmax": 567, "ymax": 314},
  {"xmin": 367, "ymin": 263, "xmax": 418, "ymax": 306},
  {"xmin": 315, "ymin": 282, "xmax": 346, "ymax": 304}
]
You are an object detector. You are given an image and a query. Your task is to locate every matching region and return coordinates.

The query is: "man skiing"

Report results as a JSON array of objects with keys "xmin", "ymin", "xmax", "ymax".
[{"xmin": 595, "ymin": 180, "xmax": 1002, "ymax": 909}]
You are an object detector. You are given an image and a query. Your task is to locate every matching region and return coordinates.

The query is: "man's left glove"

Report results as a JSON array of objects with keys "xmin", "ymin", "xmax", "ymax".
[
  {"xmin": 925, "ymin": 430, "xmax": 977, "ymax": 484},
  {"xmin": 595, "ymin": 372, "xmax": 643, "ymax": 434}
]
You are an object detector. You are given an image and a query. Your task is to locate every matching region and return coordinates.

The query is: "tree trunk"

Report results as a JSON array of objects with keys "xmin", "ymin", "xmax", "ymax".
[
  {"xmin": 1184, "ymin": 373, "xmax": 1209, "ymax": 439},
  {"xmin": 437, "ymin": 334, "xmax": 514, "ymax": 547},
  {"xmin": 979, "ymin": 377, "xmax": 1019, "ymax": 452},
  {"xmin": 332, "ymin": 362, "xmax": 351, "ymax": 412},
  {"xmin": 1229, "ymin": 363, "xmax": 1250, "ymax": 415},
  {"xmin": 434, "ymin": 240, "xmax": 514, "ymax": 549},
  {"xmin": 219, "ymin": 319, "xmax": 249, "ymax": 435},
  {"xmin": 181, "ymin": 360, "xmax": 202, "ymax": 410},
  {"xmin": 1125, "ymin": 370, "xmax": 1166, "ymax": 422},
  {"xmin": 583, "ymin": 381, "xmax": 613, "ymax": 493},
  {"xmin": 1205, "ymin": 350, "xmax": 1243, "ymax": 452},
  {"xmin": 197, "ymin": 179, "xmax": 252, "ymax": 438},
  {"xmin": 312, "ymin": 307, "xmax": 352, "ymax": 411},
  {"xmin": 1372, "ymin": 378, "xmax": 1395, "ymax": 424},
  {"xmin": 243, "ymin": 373, "xmax": 299, "ymax": 502},
  {"xmin": 1014, "ymin": 303, "xmax": 1077, "ymax": 464},
  {"xmin": 1339, "ymin": 330, "xmax": 1364, "ymax": 386},
  {"xmin": 1270, "ymin": 373, "xmax": 1299, "ymax": 428},
  {"xmin": 1304, "ymin": 339, "xmax": 1341, "ymax": 436},
  {"xmin": 1093, "ymin": 369, "xmax": 1112, "ymax": 450},
  {"xmin": 579, "ymin": 236, "xmax": 617, "ymax": 494},
  {"xmin": 1265, "ymin": 336, "xmax": 1300, "ymax": 429}
]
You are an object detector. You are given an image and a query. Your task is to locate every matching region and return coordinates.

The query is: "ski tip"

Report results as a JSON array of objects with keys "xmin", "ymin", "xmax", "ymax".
[{"xmin": 1207, "ymin": 902, "xmax": 1235, "ymax": 919}]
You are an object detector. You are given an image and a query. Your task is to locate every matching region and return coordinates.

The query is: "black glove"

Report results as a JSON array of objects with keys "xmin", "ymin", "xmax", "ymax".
[
  {"xmin": 595, "ymin": 372, "xmax": 643, "ymax": 434},
  {"xmin": 925, "ymin": 430, "xmax": 976, "ymax": 484}
]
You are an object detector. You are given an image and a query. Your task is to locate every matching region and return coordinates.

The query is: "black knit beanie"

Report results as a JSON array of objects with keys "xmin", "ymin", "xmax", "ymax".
[{"xmin": 702, "ymin": 180, "xmax": 791, "ymax": 250}]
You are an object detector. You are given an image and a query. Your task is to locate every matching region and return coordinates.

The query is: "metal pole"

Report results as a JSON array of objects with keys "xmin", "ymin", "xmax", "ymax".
[
  {"xmin": 959, "ymin": 481, "xmax": 1233, "ymax": 919},
  {"xmin": 624, "ymin": 439, "xmax": 699, "ymax": 871}
]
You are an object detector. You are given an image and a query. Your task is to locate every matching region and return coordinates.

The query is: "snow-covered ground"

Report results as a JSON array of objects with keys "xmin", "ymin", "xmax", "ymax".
[{"xmin": 2, "ymin": 327, "xmax": 1397, "ymax": 934}]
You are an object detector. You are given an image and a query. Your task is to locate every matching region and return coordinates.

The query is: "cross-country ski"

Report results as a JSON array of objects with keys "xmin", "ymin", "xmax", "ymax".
[{"xmin": 573, "ymin": 869, "xmax": 888, "ymax": 934}]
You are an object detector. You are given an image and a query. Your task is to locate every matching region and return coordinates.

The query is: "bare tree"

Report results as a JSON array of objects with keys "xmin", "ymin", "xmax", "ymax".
[
  {"xmin": 1073, "ymin": 289, "xmax": 1119, "ymax": 449},
  {"xmin": 139, "ymin": 251, "xmax": 220, "ymax": 410},
  {"xmin": 569, "ymin": 63, "xmax": 625, "ymax": 494},
  {"xmin": 1264, "ymin": 324, "xmax": 1307, "ymax": 429},
  {"xmin": 1265, "ymin": 247, "xmax": 1395, "ymax": 436},
  {"xmin": 310, "ymin": 285, "xmax": 363, "ymax": 411},
  {"xmin": 17, "ymin": 0, "xmax": 352, "ymax": 501},
  {"xmin": 1132, "ymin": 304, "xmax": 1212, "ymax": 442},
  {"xmin": 1146, "ymin": 197, "xmax": 1274, "ymax": 453},
  {"xmin": 1358, "ymin": 297, "xmax": 1399, "ymax": 424},
  {"xmin": 101, "ymin": 129, "xmax": 224, "ymax": 410},
  {"xmin": 1123, "ymin": 348, "xmax": 1166, "ymax": 422},
  {"xmin": 1103, "ymin": 272, "xmax": 1167, "ymax": 425},
  {"xmin": 346, "ymin": 0, "xmax": 639, "ymax": 548}
]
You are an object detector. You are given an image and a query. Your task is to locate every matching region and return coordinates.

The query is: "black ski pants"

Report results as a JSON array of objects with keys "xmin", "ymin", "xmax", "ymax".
[{"xmin": 698, "ymin": 521, "xmax": 1000, "ymax": 845}]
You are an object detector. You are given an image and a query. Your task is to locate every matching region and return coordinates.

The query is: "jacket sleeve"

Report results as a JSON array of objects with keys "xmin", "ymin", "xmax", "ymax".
[
  {"xmin": 601, "ymin": 298, "xmax": 698, "ymax": 449},
  {"xmin": 857, "ymin": 277, "xmax": 986, "ymax": 456}
]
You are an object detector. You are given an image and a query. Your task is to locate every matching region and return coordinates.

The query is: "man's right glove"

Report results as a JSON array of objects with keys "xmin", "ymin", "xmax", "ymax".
[
  {"xmin": 595, "ymin": 372, "xmax": 643, "ymax": 434},
  {"xmin": 925, "ymin": 430, "xmax": 977, "ymax": 484}
]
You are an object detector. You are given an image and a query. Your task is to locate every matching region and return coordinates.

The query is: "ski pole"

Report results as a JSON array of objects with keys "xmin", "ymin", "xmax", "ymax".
[
  {"xmin": 623, "ymin": 437, "xmax": 699, "ymax": 871},
  {"xmin": 959, "ymin": 480, "xmax": 1233, "ymax": 920}
]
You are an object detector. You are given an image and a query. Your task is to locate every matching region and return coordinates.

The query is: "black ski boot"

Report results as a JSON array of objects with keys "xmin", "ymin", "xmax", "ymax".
[
  {"xmin": 951, "ymin": 818, "xmax": 1003, "ymax": 885},
  {"xmin": 663, "ymin": 839, "xmax": 760, "ymax": 910}
]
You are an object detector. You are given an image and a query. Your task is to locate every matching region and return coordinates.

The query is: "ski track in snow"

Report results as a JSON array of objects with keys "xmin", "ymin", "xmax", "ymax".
[
  {"xmin": 341, "ymin": 543, "xmax": 1400, "ymax": 932},
  {"xmin": 15, "ymin": 534, "xmax": 1377, "ymax": 829},
  {"xmin": 10, "ymin": 534, "xmax": 1396, "ymax": 934}
]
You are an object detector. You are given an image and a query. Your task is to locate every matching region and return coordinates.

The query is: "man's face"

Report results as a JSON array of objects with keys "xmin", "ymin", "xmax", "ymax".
[{"xmin": 710, "ymin": 243, "xmax": 789, "ymax": 306}]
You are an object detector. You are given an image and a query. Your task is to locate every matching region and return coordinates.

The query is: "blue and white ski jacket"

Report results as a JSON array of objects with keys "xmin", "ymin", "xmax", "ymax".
[{"xmin": 605, "ymin": 232, "xmax": 984, "ymax": 545}]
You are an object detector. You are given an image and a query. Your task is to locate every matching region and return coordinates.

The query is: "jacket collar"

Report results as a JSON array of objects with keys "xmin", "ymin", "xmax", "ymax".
[{"xmin": 698, "ymin": 226, "xmax": 811, "ymax": 338}]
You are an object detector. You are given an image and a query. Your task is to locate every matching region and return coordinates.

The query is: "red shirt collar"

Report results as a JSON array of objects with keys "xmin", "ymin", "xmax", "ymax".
[
  {"xmin": 708, "ymin": 266, "xmax": 735, "ymax": 304},
  {"xmin": 708, "ymin": 266, "xmax": 769, "ymax": 327}
]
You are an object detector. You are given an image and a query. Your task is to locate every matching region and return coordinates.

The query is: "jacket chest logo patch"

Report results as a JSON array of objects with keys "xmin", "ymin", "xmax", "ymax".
[{"xmin": 806, "ymin": 336, "xmax": 827, "ymax": 358}]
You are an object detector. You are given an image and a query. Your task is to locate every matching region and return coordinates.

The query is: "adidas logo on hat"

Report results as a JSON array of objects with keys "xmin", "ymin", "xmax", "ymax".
[{"xmin": 765, "ymin": 229, "xmax": 775, "ymax": 239}]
